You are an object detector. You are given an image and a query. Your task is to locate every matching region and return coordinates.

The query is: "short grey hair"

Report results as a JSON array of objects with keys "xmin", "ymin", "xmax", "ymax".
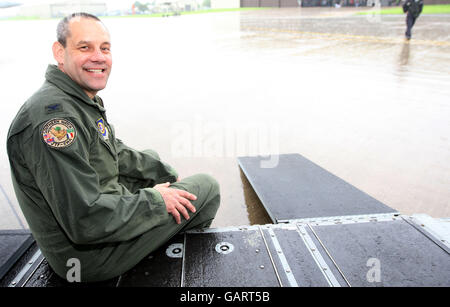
[{"xmin": 56, "ymin": 12, "xmax": 102, "ymax": 47}]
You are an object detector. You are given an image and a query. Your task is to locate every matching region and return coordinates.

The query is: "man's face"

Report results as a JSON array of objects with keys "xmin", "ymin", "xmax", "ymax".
[{"xmin": 54, "ymin": 17, "xmax": 112, "ymax": 98}]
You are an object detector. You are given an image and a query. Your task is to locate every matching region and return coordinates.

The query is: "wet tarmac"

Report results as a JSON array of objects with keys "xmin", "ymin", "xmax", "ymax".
[{"xmin": 1, "ymin": 8, "xmax": 449, "ymax": 229}]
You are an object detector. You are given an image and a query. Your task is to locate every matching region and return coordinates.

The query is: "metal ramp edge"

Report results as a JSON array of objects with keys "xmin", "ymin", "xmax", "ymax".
[
  {"xmin": 3, "ymin": 212, "xmax": 449, "ymax": 287},
  {"xmin": 237, "ymin": 154, "xmax": 399, "ymax": 224}
]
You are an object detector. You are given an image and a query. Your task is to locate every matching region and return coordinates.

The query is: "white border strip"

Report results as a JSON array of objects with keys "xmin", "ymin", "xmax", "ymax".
[
  {"xmin": 9, "ymin": 249, "xmax": 42, "ymax": 287},
  {"xmin": 180, "ymin": 234, "xmax": 187, "ymax": 287},
  {"xmin": 406, "ymin": 214, "xmax": 450, "ymax": 250},
  {"xmin": 285, "ymin": 213, "xmax": 399, "ymax": 226},
  {"xmin": 186, "ymin": 225, "xmax": 261, "ymax": 234},
  {"xmin": 266, "ymin": 227, "xmax": 298, "ymax": 287},
  {"xmin": 258, "ymin": 226, "xmax": 283, "ymax": 287},
  {"xmin": 295, "ymin": 224, "xmax": 341, "ymax": 287},
  {"xmin": 306, "ymin": 224, "xmax": 352, "ymax": 287}
]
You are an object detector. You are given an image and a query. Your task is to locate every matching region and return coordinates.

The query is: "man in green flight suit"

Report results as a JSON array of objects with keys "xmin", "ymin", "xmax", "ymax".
[{"xmin": 7, "ymin": 12, "xmax": 220, "ymax": 283}]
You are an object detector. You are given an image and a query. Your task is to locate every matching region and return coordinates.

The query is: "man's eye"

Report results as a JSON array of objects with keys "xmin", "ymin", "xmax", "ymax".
[{"xmin": 79, "ymin": 46, "xmax": 88, "ymax": 50}]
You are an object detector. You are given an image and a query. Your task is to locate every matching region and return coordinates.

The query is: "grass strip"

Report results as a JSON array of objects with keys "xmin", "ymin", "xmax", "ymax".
[{"xmin": 356, "ymin": 4, "xmax": 450, "ymax": 15}]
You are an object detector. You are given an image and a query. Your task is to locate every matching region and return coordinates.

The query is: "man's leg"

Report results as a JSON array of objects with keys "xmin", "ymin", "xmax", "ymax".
[
  {"xmin": 140, "ymin": 173, "xmax": 220, "ymax": 242},
  {"xmin": 91, "ymin": 173, "xmax": 220, "ymax": 281},
  {"xmin": 170, "ymin": 174, "xmax": 221, "ymax": 230}
]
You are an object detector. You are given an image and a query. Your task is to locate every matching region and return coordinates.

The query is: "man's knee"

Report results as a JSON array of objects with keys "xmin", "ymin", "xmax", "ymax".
[
  {"xmin": 172, "ymin": 173, "xmax": 220, "ymax": 210},
  {"xmin": 143, "ymin": 148, "xmax": 160, "ymax": 160},
  {"xmin": 195, "ymin": 173, "xmax": 220, "ymax": 200},
  {"xmin": 185, "ymin": 174, "xmax": 220, "ymax": 229}
]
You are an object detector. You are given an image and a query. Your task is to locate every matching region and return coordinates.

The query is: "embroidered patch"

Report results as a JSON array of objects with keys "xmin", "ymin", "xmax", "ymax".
[
  {"xmin": 42, "ymin": 118, "xmax": 76, "ymax": 148},
  {"xmin": 96, "ymin": 118, "xmax": 109, "ymax": 139},
  {"xmin": 45, "ymin": 103, "xmax": 63, "ymax": 114}
]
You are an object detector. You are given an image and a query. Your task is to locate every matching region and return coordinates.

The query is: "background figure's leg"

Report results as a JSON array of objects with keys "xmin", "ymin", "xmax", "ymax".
[{"xmin": 405, "ymin": 13, "xmax": 415, "ymax": 39}]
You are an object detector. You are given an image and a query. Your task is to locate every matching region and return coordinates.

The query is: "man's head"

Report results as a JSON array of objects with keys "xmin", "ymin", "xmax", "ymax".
[{"xmin": 53, "ymin": 13, "xmax": 112, "ymax": 99}]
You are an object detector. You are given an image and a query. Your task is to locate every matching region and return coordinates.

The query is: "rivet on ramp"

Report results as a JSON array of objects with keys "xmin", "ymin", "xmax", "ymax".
[
  {"xmin": 215, "ymin": 242, "xmax": 234, "ymax": 255},
  {"xmin": 166, "ymin": 243, "xmax": 183, "ymax": 258}
]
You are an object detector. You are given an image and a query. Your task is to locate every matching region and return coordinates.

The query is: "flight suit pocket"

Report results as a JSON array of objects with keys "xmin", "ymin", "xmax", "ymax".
[{"xmin": 99, "ymin": 137, "xmax": 117, "ymax": 160}]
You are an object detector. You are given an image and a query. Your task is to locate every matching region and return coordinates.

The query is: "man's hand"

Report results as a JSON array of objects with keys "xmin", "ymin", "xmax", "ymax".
[{"xmin": 154, "ymin": 182, "xmax": 197, "ymax": 224}]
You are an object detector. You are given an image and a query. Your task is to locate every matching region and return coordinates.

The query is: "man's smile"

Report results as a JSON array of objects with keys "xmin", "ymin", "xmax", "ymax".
[{"xmin": 83, "ymin": 68, "xmax": 106, "ymax": 74}]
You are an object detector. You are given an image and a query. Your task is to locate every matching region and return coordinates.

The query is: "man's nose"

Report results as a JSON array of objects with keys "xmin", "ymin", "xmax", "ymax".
[{"xmin": 90, "ymin": 48, "xmax": 106, "ymax": 62}]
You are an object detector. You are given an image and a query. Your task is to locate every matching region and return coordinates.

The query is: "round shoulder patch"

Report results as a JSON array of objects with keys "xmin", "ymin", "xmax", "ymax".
[{"xmin": 42, "ymin": 118, "xmax": 76, "ymax": 148}]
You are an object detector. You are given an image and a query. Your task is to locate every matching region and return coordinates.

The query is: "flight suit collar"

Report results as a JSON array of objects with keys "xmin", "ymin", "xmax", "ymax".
[{"xmin": 45, "ymin": 64, "xmax": 106, "ymax": 112}]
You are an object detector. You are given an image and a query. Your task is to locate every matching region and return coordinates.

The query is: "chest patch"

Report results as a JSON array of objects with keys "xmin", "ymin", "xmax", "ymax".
[
  {"xmin": 42, "ymin": 118, "xmax": 76, "ymax": 148},
  {"xmin": 96, "ymin": 118, "xmax": 109, "ymax": 140}
]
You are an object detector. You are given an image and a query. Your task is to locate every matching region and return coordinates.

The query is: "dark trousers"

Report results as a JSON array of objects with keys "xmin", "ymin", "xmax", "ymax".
[
  {"xmin": 59, "ymin": 173, "xmax": 221, "ymax": 282},
  {"xmin": 405, "ymin": 12, "xmax": 417, "ymax": 39}
]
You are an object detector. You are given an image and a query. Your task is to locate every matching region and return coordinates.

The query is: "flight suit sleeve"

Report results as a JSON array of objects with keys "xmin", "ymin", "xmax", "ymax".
[
  {"xmin": 23, "ymin": 117, "xmax": 169, "ymax": 245},
  {"xmin": 115, "ymin": 138, "xmax": 178, "ymax": 185}
]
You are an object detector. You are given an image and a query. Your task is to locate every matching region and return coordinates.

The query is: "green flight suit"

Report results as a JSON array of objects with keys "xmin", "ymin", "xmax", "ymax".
[{"xmin": 7, "ymin": 64, "xmax": 220, "ymax": 282}]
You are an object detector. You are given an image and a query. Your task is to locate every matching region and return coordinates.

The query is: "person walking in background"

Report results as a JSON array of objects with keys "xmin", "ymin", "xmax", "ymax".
[{"xmin": 403, "ymin": 0, "xmax": 424, "ymax": 40}]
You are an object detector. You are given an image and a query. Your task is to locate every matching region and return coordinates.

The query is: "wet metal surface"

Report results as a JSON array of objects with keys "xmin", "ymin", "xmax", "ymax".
[
  {"xmin": 262, "ymin": 226, "xmax": 331, "ymax": 287},
  {"xmin": 4, "ymin": 216, "xmax": 448, "ymax": 287},
  {"xmin": 183, "ymin": 229, "xmax": 280, "ymax": 287},
  {"xmin": 0, "ymin": 230, "xmax": 34, "ymax": 281},
  {"xmin": 0, "ymin": 8, "xmax": 449, "ymax": 230},
  {"xmin": 239, "ymin": 154, "xmax": 397, "ymax": 222},
  {"xmin": 312, "ymin": 218, "xmax": 450, "ymax": 287},
  {"xmin": 118, "ymin": 235, "xmax": 184, "ymax": 287}
]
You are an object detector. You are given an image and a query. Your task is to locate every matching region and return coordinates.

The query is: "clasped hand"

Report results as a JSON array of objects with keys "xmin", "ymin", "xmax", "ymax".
[{"xmin": 154, "ymin": 182, "xmax": 197, "ymax": 224}]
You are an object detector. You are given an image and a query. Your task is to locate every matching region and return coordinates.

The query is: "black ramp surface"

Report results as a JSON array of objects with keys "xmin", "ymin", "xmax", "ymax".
[
  {"xmin": 0, "ymin": 230, "xmax": 34, "ymax": 280},
  {"xmin": 24, "ymin": 258, "xmax": 119, "ymax": 287},
  {"xmin": 17, "ymin": 236, "xmax": 183, "ymax": 287},
  {"xmin": 238, "ymin": 154, "xmax": 396, "ymax": 222},
  {"xmin": 184, "ymin": 229, "xmax": 280, "ymax": 287},
  {"xmin": 311, "ymin": 219, "xmax": 450, "ymax": 286},
  {"xmin": 118, "ymin": 235, "xmax": 184, "ymax": 287}
]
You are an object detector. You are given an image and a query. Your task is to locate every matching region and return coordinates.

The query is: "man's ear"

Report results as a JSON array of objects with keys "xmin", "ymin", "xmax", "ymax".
[{"xmin": 52, "ymin": 41, "xmax": 65, "ymax": 68}]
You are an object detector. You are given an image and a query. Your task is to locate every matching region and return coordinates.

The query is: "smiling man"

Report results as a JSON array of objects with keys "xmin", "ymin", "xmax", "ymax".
[
  {"xmin": 7, "ymin": 13, "xmax": 220, "ymax": 283},
  {"xmin": 53, "ymin": 14, "xmax": 112, "ymax": 98}
]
